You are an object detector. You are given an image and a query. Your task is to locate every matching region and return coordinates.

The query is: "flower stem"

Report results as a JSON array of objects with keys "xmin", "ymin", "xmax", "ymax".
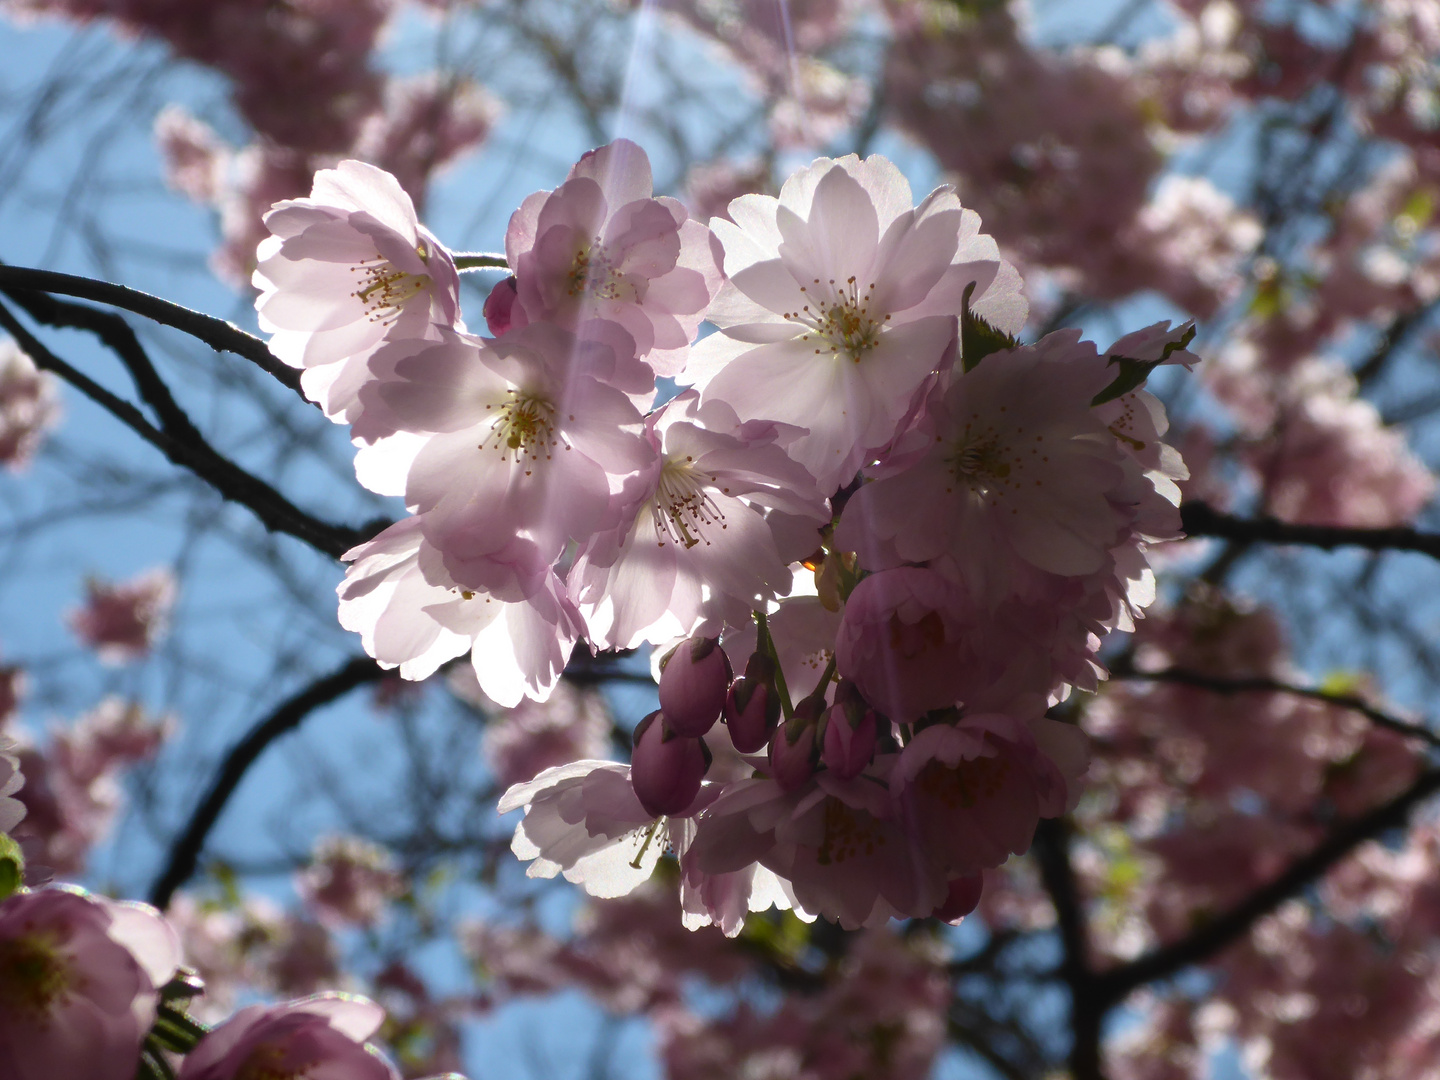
[
  {"xmin": 453, "ymin": 252, "xmax": 509, "ymax": 271},
  {"xmin": 755, "ymin": 610, "xmax": 794, "ymax": 721}
]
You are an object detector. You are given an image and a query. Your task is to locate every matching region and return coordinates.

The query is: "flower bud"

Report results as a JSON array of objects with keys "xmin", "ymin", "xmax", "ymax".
[
  {"xmin": 483, "ymin": 275, "xmax": 520, "ymax": 336},
  {"xmin": 723, "ymin": 650, "xmax": 781, "ymax": 753},
  {"xmin": 933, "ymin": 873, "xmax": 984, "ymax": 924},
  {"xmin": 768, "ymin": 694, "xmax": 824, "ymax": 792},
  {"xmin": 821, "ymin": 682, "xmax": 877, "ymax": 780},
  {"xmin": 658, "ymin": 636, "xmax": 733, "ymax": 738},
  {"xmin": 631, "ymin": 710, "xmax": 711, "ymax": 817}
]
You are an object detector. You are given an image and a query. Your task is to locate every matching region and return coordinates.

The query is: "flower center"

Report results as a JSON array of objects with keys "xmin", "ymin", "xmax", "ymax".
[
  {"xmin": 916, "ymin": 753, "xmax": 1011, "ymax": 810},
  {"xmin": 786, "ymin": 276, "xmax": 889, "ymax": 362},
  {"xmin": 237, "ymin": 1044, "xmax": 311, "ymax": 1080},
  {"xmin": 0, "ymin": 933, "xmax": 70, "ymax": 1020},
  {"xmin": 946, "ymin": 423, "xmax": 1016, "ymax": 500},
  {"xmin": 817, "ymin": 797, "xmax": 883, "ymax": 865},
  {"xmin": 480, "ymin": 390, "xmax": 558, "ymax": 465},
  {"xmin": 651, "ymin": 458, "xmax": 726, "ymax": 550},
  {"xmin": 569, "ymin": 238, "xmax": 635, "ymax": 303},
  {"xmin": 351, "ymin": 249, "xmax": 431, "ymax": 324}
]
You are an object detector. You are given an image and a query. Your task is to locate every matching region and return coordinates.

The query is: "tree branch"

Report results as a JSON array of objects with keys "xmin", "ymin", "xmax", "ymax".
[
  {"xmin": 0, "ymin": 298, "xmax": 371, "ymax": 559},
  {"xmin": 1091, "ymin": 766, "xmax": 1440, "ymax": 1007},
  {"xmin": 1182, "ymin": 501, "xmax": 1440, "ymax": 561},
  {"xmin": 148, "ymin": 656, "xmax": 387, "ymax": 910},
  {"xmin": 1033, "ymin": 818, "xmax": 1105, "ymax": 1080},
  {"xmin": 0, "ymin": 263, "xmax": 302, "ymax": 395},
  {"xmin": 1109, "ymin": 662, "xmax": 1440, "ymax": 749}
]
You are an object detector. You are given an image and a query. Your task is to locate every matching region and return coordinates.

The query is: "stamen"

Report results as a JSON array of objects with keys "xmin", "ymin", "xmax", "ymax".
[
  {"xmin": 478, "ymin": 391, "xmax": 559, "ymax": 463},
  {"xmin": 783, "ymin": 276, "xmax": 884, "ymax": 362},
  {"xmin": 568, "ymin": 237, "xmax": 635, "ymax": 302},
  {"xmin": 0, "ymin": 933, "xmax": 69, "ymax": 1019},
  {"xmin": 351, "ymin": 255, "xmax": 431, "ymax": 324},
  {"xmin": 651, "ymin": 460, "xmax": 726, "ymax": 549}
]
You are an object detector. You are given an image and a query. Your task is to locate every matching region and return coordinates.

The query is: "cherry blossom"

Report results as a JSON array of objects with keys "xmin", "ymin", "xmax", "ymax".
[
  {"xmin": 338, "ymin": 518, "xmax": 584, "ymax": 708},
  {"xmin": 67, "ymin": 567, "xmax": 176, "ymax": 664},
  {"xmin": 366, "ymin": 323, "xmax": 653, "ymax": 586},
  {"xmin": 296, "ymin": 835, "xmax": 404, "ymax": 928},
  {"xmin": 254, "ymin": 159, "xmax": 462, "ymax": 423},
  {"xmin": 0, "ymin": 337, "xmax": 60, "ymax": 470},
  {"xmin": 479, "ymin": 680, "xmax": 613, "ymax": 788},
  {"xmin": 503, "ymin": 138, "xmax": 722, "ymax": 376},
  {"xmin": 835, "ymin": 329, "xmax": 1181, "ymax": 603},
  {"xmin": 178, "ymin": 993, "xmax": 402, "ymax": 1080},
  {"xmin": 569, "ymin": 392, "xmax": 829, "ymax": 649},
  {"xmin": 687, "ymin": 151, "xmax": 1025, "ymax": 493},
  {"xmin": 498, "ymin": 760, "xmax": 716, "ymax": 900},
  {"xmin": 0, "ymin": 886, "xmax": 180, "ymax": 1080}
]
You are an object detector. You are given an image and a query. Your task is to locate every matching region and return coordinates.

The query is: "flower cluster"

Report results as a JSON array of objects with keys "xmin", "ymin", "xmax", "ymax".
[
  {"xmin": 0, "ymin": 882, "xmax": 462, "ymax": 1080},
  {"xmin": 254, "ymin": 141, "xmax": 1191, "ymax": 929}
]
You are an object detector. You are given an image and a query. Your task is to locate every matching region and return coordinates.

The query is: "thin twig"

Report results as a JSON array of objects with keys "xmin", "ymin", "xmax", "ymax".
[
  {"xmin": 1181, "ymin": 501, "xmax": 1440, "ymax": 561},
  {"xmin": 148, "ymin": 656, "xmax": 386, "ymax": 909},
  {"xmin": 1091, "ymin": 766, "xmax": 1440, "ymax": 1006},
  {"xmin": 0, "ymin": 263, "xmax": 301, "ymax": 394},
  {"xmin": 0, "ymin": 298, "xmax": 369, "ymax": 558},
  {"xmin": 1109, "ymin": 662, "xmax": 1440, "ymax": 749}
]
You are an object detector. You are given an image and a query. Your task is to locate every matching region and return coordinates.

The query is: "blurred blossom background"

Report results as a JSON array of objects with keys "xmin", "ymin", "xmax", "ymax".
[{"xmin": 3, "ymin": 0, "xmax": 1440, "ymax": 1077}]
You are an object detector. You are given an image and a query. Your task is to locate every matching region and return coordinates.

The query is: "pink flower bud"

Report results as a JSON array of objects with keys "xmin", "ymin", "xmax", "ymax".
[
  {"xmin": 483, "ymin": 276, "xmax": 520, "ymax": 336},
  {"xmin": 821, "ymin": 684, "xmax": 877, "ymax": 780},
  {"xmin": 723, "ymin": 650, "xmax": 781, "ymax": 753},
  {"xmin": 934, "ymin": 873, "xmax": 985, "ymax": 924},
  {"xmin": 630, "ymin": 710, "xmax": 711, "ymax": 817},
  {"xmin": 768, "ymin": 696, "xmax": 823, "ymax": 792},
  {"xmin": 658, "ymin": 636, "xmax": 733, "ymax": 738}
]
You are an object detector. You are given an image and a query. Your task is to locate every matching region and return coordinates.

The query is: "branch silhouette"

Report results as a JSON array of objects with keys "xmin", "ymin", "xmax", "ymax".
[{"xmin": 148, "ymin": 656, "xmax": 387, "ymax": 910}]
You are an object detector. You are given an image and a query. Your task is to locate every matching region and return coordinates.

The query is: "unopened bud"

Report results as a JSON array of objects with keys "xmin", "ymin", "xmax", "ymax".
[
  {"xmin": 483, "ymin": 276, "xmax": 520, "ymax": 336},
  {"xmin": 724, "ymin": 650, "xmax": 781, "ymax": 753},
  {"xmin": 631, "ymin": 710, "xmax": 711, "ymax": 817},
  {"xmin": 768, "ymin": 694, "xmax": 824, "ymax": 792},
  {"xmin": 821, "ymin": 687, "xmax": 877, "ymax": 780},
  {"xmin": 933, "ymin": 873, "xmax": 984, "ymax": 924},
  {"xmin": 658, "ymin": 636, "xmax": 732, "ymax": 738}
]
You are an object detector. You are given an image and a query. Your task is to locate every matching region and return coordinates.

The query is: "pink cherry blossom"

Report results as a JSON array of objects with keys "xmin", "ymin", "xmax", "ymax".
[
  {"xmin": 892, "ymin": 714, "xmax": 1082, "ymax": 881},
  {"xmin": 503, "ymin": 138, "xmax": 722, "ymax": 376},
  {"xmin": 0, "ymin": 337, "xmax": 60, "ymax": 470},
  {"xmin": 688, "ymin": 152, "xmax": 1025, "ymax": 494},
  {"xmin": 296, "ymin": 835, "xmax": 404, "ymax": 928},
  {"xmin": 498, "ymin": 760, "xmax": 716, "ymax": 900},
  {"xmin": 338, "ymin": 518, "xmax": 584, "ymax": 707},
  {"xmin": 688, "ymin": 766, "xmax": 946, "ymax": 929},
  {"xmin": 0, "ymin": 886, "xmax": 180, "ymax": 1080},
  {"xmin": 67, "ymin": 566, "xmax": 176, "ymax": 664},
  {"xmin": 481, "ymin": 680, "xmax": 613, "ymax": 788},
  {"xmin": 178, "ymin": 993, "xmax": 400, "ymax": 1080},
  {"xmin": 835, "ymin": 329, "xmax": 1181, "ymax": 600},
  {"xmin": 365, "ymin": 323, "xmax": 653, "ymax": 586},
  {"xmin": 254, "ymin": 159, "xmax": 462, "ymax": 424},
  {"xmin": 351, "ymin": 71, "xmax": 499, "ymax": 201},
  {"xmin": 10, "ymin": 699, "xmax": 170, "ymax": 875},
  {"xmin": 569, "ymin": 392, "xmax": 829, "ymax": 650}
]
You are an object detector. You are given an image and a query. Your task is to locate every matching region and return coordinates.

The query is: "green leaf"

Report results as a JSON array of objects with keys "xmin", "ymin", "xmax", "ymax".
[
  {"xmin": 960, "ymin": 281, "xmax": 1019, "ymax": 371},
  {"xmin": 1090, "ymin": 323, "xmax": 1197, "ymax": 406},
  {"xmin": 0, "ymin": 832, "xmax": 23, "ymax": 901}
]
